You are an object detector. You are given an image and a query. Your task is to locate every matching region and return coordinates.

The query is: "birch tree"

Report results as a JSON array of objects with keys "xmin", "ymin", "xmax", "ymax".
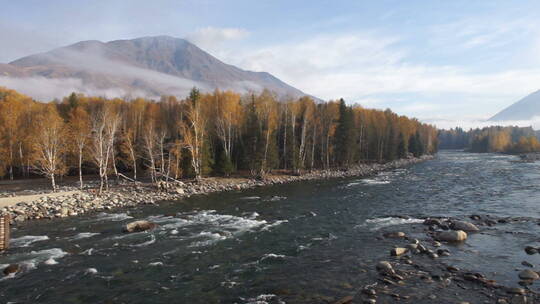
[
  {"xmin": 33, "ymin": 104, "xmax": 67, "ymax": 191},
  {"xmin": 68, "ymin": 107, "xmax": 91, "ymax": 189}
]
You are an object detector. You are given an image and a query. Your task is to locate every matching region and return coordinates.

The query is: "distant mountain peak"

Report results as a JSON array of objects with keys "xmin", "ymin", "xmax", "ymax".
[
  {"xmin": 0, "ymin": 35, "xmax": 309, "ymax": 100},
  {"xmin": 489, "ymin": 90, "xmax": 540, "ymax": 121}
]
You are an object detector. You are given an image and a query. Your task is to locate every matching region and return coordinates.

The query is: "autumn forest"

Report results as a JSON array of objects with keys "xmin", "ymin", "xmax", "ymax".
[{"xmin": 0, "ymin": 87, "xmax": 438, "ymax": 191}]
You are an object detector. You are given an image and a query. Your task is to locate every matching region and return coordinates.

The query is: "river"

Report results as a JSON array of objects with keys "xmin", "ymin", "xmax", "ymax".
[{"xmin": 1, "ymin": 151, "xmax": 539, "ymax": 303}]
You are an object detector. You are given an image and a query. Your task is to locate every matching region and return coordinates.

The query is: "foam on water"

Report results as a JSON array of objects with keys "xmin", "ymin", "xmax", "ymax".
[
  {"xmin": 260, "ymin": 253, "xmax": 287, "ymax": 261},
  {"xmin": 28, "ymin": 248, "xmax": 69, "ymax": 263},
  {"xmin": 0, "ymin": 248, "xmax": 68, "ymax": 279},
  {"xmin": 44, "ymin": 258, "xmax": 58, "ymax": 265},
  {"xmin": 130, "ymin": 234, "xmax": 156, "ymax": 247},
  {"xmin": 85, "ymin": 268, "xmax": 98, "ymax": 275},
  {"xmin": 244, "ymin": 294, "xmax": 285, "ymax": 304},
  {"xmin": 264, "ymin": 196, "xmax": 287, "ymax": 202},
  {"xmin": 71, "ymin": 232, "xmax": 100, "ymax": 240},
  {"xmin": 240, "ymin": 196, "xmax": 261, "ymax": 201},
  {"xmin": 81, "ymin": 248, "xmax": 94, "ymax": 256},
  {"xmin": 189, "ymin": 231, "xmax": 228, "ymax": 247},
  {"xmin": 10, "ymin": 235, "xmax": 49, "ymax": 247},
  {"xmin": 185, "ymin": 210, "xmax": 268, "ymax": 235},
  {"xmin": 96, "ymin": 212, "xmax": 133, "ymax": 221},
  {"xmin": 359, "ymin": 217, "xmax": 424, "ymax": 231},
  {"xmin": 362, "ymin": 179, "xmax": 391, "ymax": 185},
  {"xmin": 261, "ymin": 220, "xmax": 288, "ymax": 231}
]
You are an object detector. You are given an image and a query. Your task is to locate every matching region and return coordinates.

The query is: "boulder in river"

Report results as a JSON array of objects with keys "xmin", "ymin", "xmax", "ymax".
[
  {"xmin": 390, "ymin": 247, "xmax": 408, "ymax": 256},
  {"xmin": 524, "ymin": 246, "xmax": 538, "ymax": 255},
  {"xmin": 435, "ymin": 230, "xmax": 468, "ymax": 242},
  {"xmin": 518, "ymin": 269, "xmax": 539, "ymax": 280},
  {"xmin": 124, "ymin": 220, "xmax": 157, "ymax": 233},
  {"xmin": 450, "ymin": 221, "xmax": 479, "ymax": 232},
  {"xmin": 376, "ymin": 261, "xmax": 394, "ymax": 274},
  {"xmin": 423, "ymin": 218, "xmax": 441, "ymax": 226},
  {"xmin": 3, "ymin": 264, "xmax": 20, "ymax": 276}
]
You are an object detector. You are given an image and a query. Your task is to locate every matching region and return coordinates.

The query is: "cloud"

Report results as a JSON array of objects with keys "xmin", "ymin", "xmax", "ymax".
[
  {"xmin": 429, "ymin": 17, "xmax": 539, "ymax": 51},
  {"xmin": 211, "ymin": 31, "xmax": 540, "ymax": 126},
  {"xmin": 0, "ymin": 76, "xmax": 145, "ymax": 101},
  {"xmin": 186, "ymin": 26, "xmax": 250, "ymax": 50}
]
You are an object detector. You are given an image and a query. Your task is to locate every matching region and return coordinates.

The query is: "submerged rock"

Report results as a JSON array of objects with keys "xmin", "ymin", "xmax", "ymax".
[
  {"xmin": 518, "ymin": 269, "xmax": 539, "ymax": 280},
  {"xmin": 123, "ymin": 220, "xmax": 157, "ymax": 233},
  {"xmin": 436, "ymin": 230, "xmax": 468, "ymax": 242},
  {"xmin": 423, "ymin": 218, "xmax": 441, "ymax": 226},
  {"xmin": 450, "ymin": 221, "xmax": 480, "ymax": 232},
  {"xmin": 3, "ymin": 264, "xmax": 20, "ymax": 276},
  {"xmin": 383, "ymin": 231, "xmax": 406, "ymax": 238},
  {"xmin": 333, "ymin": 295, "xmax": 353, "ymax": 304},
  {"xmin": 521, "ymin": 261, "xmax": 534, "ymax": 268},
  {"xmin": 506, "ymin": 287, "xmax": 526, "ymax": 295}
]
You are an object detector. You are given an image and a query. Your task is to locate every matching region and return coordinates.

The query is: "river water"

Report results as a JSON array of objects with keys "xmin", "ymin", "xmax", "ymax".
[{"xmin": 1, "ymin": 151, "xmax": 540, "ymax": 303}]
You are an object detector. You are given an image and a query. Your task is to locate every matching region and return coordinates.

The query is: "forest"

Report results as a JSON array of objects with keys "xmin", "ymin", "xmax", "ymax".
[
  {"xmin": 438, "ymin": 126, "xmax": 540, "ymax": 153},
  {"xmin": 0, "ymin": 87, "xmax": 438, "ymax": 192}
]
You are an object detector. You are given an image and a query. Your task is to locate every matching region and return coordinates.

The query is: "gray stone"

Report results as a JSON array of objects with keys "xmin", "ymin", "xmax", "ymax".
[
  {"xmin": 390, "ymin": 247, "xmax": 408, "ymax": 256},
  {"xmin": 376, "ymin": 261, "xmax": 394, "ymax": 274},
  {"xmin": 518, "ymin": 269, "xmax": 539, "ymax": 280},
  {"xmin": 436, "ymin": 230, "xmax": 467, "ymax": 242},
  {"xmin": 450, "ymin": 221, "xmax": 479, "ymax": 232}
]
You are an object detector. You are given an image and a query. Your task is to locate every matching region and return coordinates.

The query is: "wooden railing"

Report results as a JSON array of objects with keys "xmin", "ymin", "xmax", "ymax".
[{"xmin": 0, "ymin": 215, "xmax": 9, "ymax": 251}]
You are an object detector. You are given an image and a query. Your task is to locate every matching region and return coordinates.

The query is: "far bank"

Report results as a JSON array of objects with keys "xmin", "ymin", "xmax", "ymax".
[{"xmin": 0, "ymin": 155, "xmax": 434, "ymax": 224}]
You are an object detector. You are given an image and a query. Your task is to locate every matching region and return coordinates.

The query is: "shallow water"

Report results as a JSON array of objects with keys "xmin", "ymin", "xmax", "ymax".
[{"xmin": 1, "ymin": 151, "xmax": 540, "ymax": 303}]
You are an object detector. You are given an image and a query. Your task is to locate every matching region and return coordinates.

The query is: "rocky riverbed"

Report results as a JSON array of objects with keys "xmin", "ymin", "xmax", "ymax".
[
  {"xmin": 339, "ymin": 214, "xmax": 540, "ymax": 304},
  {"xmin": 0, "ymin": 156, "xmax": 432, "ymax": 224}
]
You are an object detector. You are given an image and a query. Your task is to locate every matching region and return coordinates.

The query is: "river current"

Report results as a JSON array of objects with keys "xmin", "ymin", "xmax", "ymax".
[{"xmin": 1, "ymin": 151, "xmax": 539, "ymax": 303}]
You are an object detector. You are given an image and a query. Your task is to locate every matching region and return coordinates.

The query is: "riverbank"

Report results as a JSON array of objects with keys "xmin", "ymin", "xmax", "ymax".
[{"xmin": 0, "ymin": 155, "xmax": 433, "ymax": 224}]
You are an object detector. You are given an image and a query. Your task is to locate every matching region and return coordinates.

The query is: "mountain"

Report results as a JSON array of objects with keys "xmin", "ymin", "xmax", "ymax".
[
  {"xmin": 489, "ymin": 90, "xmax": 540, "ymax": 121},
  {"xmin": 0, "ymin": 36, "xmax": 308, "ymax": 100}
]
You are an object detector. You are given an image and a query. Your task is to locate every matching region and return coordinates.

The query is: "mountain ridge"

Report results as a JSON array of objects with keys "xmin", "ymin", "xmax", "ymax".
[{"xmin": 0, "ymin": 35, "xmax": 308, "ymax": 100}]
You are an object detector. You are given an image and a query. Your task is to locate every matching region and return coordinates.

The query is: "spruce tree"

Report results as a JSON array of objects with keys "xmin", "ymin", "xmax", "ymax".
[
  {"xmin": 414, "ymin": 131, "xmax": 424, "ymax": 156},
  {"xmin": 397, "ymin": 132, "xmax": 407, "ymax": 159},
  {"xmin": 408, "ymin": 134, "xmax": 417, "ymax": 156},
  {"xmin": 335, "ymin": 99, "xmax": 354, "ymax": 166},
  {"xmin": 384, "ymin": 127, "xmax": 397, "ymax": 161}
]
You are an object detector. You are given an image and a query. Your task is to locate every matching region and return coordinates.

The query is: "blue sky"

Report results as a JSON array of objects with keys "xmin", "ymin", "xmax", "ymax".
[{"xmin": 2, "ymin": 0, "xmax": 540, "ymax": 127}]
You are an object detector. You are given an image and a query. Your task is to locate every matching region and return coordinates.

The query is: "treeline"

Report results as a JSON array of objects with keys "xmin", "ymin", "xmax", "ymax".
[
  {"xmin": 438, "ymin": 126, "xmax": 540, "ymax": 153},
  {"xmin": 0, "ymin": 87, "xmax": 437, "ymax": 191}
]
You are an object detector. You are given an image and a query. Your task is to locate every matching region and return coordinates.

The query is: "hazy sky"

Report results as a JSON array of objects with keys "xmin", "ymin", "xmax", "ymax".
[{"xmin": 2, "ymin": 0, "xmax": 540, "ymax": 127}]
